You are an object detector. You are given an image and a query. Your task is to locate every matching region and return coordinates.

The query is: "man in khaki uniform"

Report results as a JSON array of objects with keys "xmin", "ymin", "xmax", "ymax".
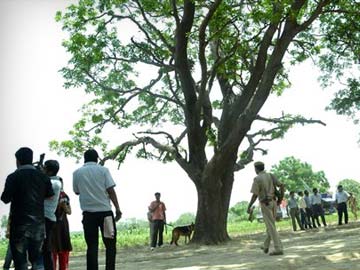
[{"xmin": 247, "ymin": 161, "xmax": 284, "ymax": 256}]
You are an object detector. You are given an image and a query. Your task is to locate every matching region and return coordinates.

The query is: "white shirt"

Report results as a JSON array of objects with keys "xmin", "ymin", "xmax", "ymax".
[
  {"xmin": 335, "ymin": 191, "xmax": 349, "ymax": 204},
  {"xmin": 44, "ymin": 176, "xmax": 62, "ymax": 221},
  {"xmin": 310, "ymin": 194, "xmax": 322, "ymax": 205},
  {"xmin": 73, "ymin": 162, "xmax": 116, "ymax": 212}
]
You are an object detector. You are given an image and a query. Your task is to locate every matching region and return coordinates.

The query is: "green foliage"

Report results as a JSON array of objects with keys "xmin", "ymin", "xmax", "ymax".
[
  {"xmin": 327, "ymin": 78, "xmax": 360, "ymax": 124},
  {"xmin": 338, "ymin": 179, "xmax": 360, "ymax": 208},
  {"xmin": 228, "ymin": 201, "xmax": 249, "ymax": 222},
  {"xmin": 317, "ymin": 1, "xmax": 360, "ymax": 125},
  {"xmin": 0, "ymin": 215, "xmax": 7, "ymax": 232},
  {"xmin": 173, "ymin": 212, "xmax": 195, "ymax": 226},
  {"xmin": 50, "ymin": 0, "xmax": 360, "ymax": 162},
  {"xmin": 271, "ymin": 156, "xmax": 330, "ymax": 193}
]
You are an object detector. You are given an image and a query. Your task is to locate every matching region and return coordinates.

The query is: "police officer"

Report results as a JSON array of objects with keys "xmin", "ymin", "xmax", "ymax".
[{"xmin": 247, "ymin": 161, "xmax": 284, "ymax": 256}]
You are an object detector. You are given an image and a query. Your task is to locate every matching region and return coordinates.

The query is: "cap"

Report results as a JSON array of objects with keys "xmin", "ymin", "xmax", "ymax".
[{"xmin": 254, "ymin": 161, "xmax": 264, "ymax": 167}]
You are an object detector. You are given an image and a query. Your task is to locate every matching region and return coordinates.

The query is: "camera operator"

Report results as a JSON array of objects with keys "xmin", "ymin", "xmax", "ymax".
[{"xmin": 1, "ymin": 147, "xmax": 54, "ymax": 270}]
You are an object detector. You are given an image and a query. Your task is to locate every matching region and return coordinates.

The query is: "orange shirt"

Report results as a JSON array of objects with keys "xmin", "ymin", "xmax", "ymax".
[{"xmin": 149, "ymin": 201, "xmax": 166, "ymax": 221}]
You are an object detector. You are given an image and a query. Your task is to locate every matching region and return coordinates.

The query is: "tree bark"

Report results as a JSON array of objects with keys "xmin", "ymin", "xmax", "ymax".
[{"xmin": 191, "ymin": 156, "xmax": 236, "ymax": 244}]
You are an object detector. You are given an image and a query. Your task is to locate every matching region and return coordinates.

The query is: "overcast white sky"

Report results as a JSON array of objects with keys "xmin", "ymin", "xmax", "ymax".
[{"xmin": 1, "ymin": 0, "xmax": 359, "ymax": 232}]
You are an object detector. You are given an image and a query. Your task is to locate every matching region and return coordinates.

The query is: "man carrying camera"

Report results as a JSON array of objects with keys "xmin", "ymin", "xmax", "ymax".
[
  {"xmin": 247, "ymin": 161, "xmax": 284, "ymax": 256},
  {"xmin": 1, "ymin": 147, "xmax": 54, "ymax": 270}
]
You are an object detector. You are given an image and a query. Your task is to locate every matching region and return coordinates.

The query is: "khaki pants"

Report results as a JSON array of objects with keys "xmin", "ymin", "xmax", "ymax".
[{"xmin": 260, "ymin": 200, "xmax": 283, "ymax": 252}]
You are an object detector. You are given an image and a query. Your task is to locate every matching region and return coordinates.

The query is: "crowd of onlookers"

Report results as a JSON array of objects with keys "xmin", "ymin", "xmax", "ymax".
[
  {"xmin": 247, "ymin": 161, "xmax": 359, "ymax": 257},
  {"xmin": 284, "ymin": 186, "xmax": 357, "ymax": 232}
]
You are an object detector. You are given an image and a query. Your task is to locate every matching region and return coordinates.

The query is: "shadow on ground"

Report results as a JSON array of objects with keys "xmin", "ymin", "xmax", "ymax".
[{"xmin": 70, "ymin": 222, "xmax": 360, "ymax": 270}]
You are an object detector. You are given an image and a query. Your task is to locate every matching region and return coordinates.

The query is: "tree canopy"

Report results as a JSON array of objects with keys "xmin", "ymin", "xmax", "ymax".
[
  {"xmin": 228, "ymin": 201, "xmax": 249, "ymax": 222},
  {"xmin": 52, "ymin": 0, "xmax": 360, "ymax": 244},
  {"xmin": 270, "ymin": 156, "xmax": 330, "ymax": 193}
]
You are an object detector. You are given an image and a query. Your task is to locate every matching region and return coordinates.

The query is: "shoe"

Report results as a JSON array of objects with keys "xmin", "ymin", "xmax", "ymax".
[
  {"xmin": 260, "ymin": 246, "xmax": 269, "ymax": 254},
  {"xmin": 269, "ymin": 251, "xmax": 284, "ymax": 256}
]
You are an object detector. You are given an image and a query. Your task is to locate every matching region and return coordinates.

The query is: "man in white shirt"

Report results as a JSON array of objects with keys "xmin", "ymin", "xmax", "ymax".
[
  {"xmin": 335, "ymin": 185, "xmax": 349, "ymax": 225},
  {"xmin": 310, "ymin": 188, "xmax": 327, "ymax": 227},
  {"xmin": 42, "ymin": 160, "xmax": 62, "ymax": 270},
  {"xmin": 73, "ymin": 149, "xmax": 122, "ymax": 270}
]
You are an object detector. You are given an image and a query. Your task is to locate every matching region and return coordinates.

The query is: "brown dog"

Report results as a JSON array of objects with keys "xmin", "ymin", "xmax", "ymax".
[{"xmin": 170, "ymin": 223, "xmax": 195, "ymax": 246}]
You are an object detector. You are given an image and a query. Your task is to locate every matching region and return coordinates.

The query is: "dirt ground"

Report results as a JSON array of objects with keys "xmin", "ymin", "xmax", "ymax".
[{"xmin": 70, "ymin": 222, "xmax": 360, "ymax": 270}]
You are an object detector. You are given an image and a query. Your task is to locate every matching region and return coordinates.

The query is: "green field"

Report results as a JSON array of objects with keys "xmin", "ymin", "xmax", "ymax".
[{"xmin": 0, "ymin": 212, "xmax": 348, "ymax": 261}]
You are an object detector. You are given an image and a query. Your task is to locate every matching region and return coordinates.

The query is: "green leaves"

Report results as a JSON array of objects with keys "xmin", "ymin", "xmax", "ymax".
[
  {"xmin": 338, "ymin": 179, "xmax": 360, "ymax": 208},
  {"xmin": 271, "ymin": 156, "xmax": 330, "ymax": 194},
  {"xmin": 53, "ymin": 0, "xmax": 360, "ymax": 167}
]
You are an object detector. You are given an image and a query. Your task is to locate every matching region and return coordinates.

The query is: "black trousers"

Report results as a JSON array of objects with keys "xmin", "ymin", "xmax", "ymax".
[
  {"xmin": 337, "ymin": 202, "xmax": 348, "ymax": 225},
  {"xmin": 305, "ymin": 207, "xmax": 317, "ymax": 228},
  {"xmin": 300, "ymin": 209, "xmax": 312, "ymax": 229},
  {"xmin": 82, "ymin": 211, "xmax": 117, "ymax": 270},
  {"xmin": 312, "ymin": 204, "xmax": 327, "ymax": 227},
  {"xmin": 150, "ymin": 220, "xmax": 165, "ymax": 248}
]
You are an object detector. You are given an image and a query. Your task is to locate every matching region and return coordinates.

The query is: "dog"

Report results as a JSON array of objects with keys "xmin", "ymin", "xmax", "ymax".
[{"xmin": 170, "ymin": 223, "xmax": 195, "ymax": 246}]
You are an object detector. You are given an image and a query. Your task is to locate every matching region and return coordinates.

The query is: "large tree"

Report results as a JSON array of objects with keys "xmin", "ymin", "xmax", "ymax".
[
  {"xmin": 52, "ymin": 0, "xmax": 360, "ymax": 244},
  {"xmin": 270, "ymin": 156, "xmax": 330, "ymax": 193}
]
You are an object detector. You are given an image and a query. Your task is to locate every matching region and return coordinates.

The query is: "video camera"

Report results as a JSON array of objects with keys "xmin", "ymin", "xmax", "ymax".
[{"xmin": 32, "ymin": 153, "xmax": 45, "ymax": 170}]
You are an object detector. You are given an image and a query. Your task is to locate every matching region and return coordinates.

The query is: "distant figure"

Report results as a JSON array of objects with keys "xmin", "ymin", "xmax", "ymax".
[
  {"xmin": 1, "ymin": 147, "xmax": 54, "ymax": 269},
  {"xmin": 304, "ymin": 190, "xmax": 317, "ymax": 228},
  {"xmin": 348, "ymin": 192, "xmax": 358, "ymax": 220},
  {"xmin": 148, "ymin": 192, "xmax": 167, "ymax": 250},
  {"xmin": 287, "ymin": 191, "xmax": 304, "ymax": 231},
  {"xmin": 298, "ymin": 191, "xmax": 312, "ymax": 229},
  {"xmin": 42, "ymin": 160, "xmax": 63, "ymax": 270},
  {"xmin": 73, "ymin": 149, "xmax": 122, "ymax": 270},
  {"xmin": 247, "ymin": 161, "xmax": 284, "ymax": 256},
  {"xmin": 335, "ymin": 185, "xmax": 349, "ymax": 225},
  {"xmin": 280, "ymin": 199, "xmax": 287, "ymax": 219},
  {"xmin": 310, "ymin": 188, "xmax": 327, "ymax": 227},
  {"xmin": 51, "ymin": 178, "xmax": 72, "ymax": 270}
]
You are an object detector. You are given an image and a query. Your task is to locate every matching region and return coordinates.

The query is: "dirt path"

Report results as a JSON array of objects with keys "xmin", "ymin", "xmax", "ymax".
[{"xmin": 70, "ymin": 222, "xmax": 360, "ymax": 270}]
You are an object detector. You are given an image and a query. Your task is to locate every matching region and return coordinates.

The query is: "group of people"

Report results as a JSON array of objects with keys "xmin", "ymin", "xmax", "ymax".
[
  {"xmin": 247, "ymin": 161, "xmax": 359, "ymax": 256},
  {"xmin": 286, "ymin": 185, "xmax": 357, "ymax": 232},
  {"xmin": 2, "ymin": 147, "xmax": 358, "ymax": 267},
  {"xmin": 1, "ymin": 147, "xmax": 122, "ymax": 270}
]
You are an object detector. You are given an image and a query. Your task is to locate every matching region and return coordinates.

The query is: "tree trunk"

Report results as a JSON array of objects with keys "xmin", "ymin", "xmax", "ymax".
[{"xmin": 191, "ymin": 168, "xmax": 235, "ymax": 244}]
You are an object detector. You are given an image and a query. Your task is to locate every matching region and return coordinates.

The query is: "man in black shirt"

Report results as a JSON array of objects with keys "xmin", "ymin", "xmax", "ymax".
[{"xmin": 1, "ymin": 147, "xmax": 54, "ymax": 270}]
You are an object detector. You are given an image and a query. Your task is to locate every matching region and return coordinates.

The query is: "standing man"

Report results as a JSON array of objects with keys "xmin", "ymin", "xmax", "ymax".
[
  {"xmin": 42, "ymin": 160, "xmax": 63, "ymax": 270},
  {"xmin": 247, "ymin": 161, "xmax": 284, "ymax": 256},
  {"xmin": 335, "ymin": 185, "xmax": 349, "ymax": 225},
  {"xmin": 304, "ymin": 190, "xmax": 317, "ymax": 228},
  {"xmin": 310, "ymin": 188, "xmax": 327, "ymax": 227},
  {"xmin": 1, "ymin": 147, "xmax": 54, "ymax": 270},
  {"xmin": 148, "ymin": 192, "xmax": 166, "ymax": 250},
  {"xmin": 298, "ymin": 191, "xmax": 312, "ymax": 229},
  {"xmin": 73, "ymin": 149, "xmax": 122, "ymax": 270},
  {"xmin": 287, "ymin": 191, "xmax": 304, "ymax": 231}
]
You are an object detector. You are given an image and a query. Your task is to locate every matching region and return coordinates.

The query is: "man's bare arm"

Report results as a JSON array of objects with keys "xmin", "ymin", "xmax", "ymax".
[{"xmin": 107, "ymin": 186, "xmax": 122, "ymax": 222}]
